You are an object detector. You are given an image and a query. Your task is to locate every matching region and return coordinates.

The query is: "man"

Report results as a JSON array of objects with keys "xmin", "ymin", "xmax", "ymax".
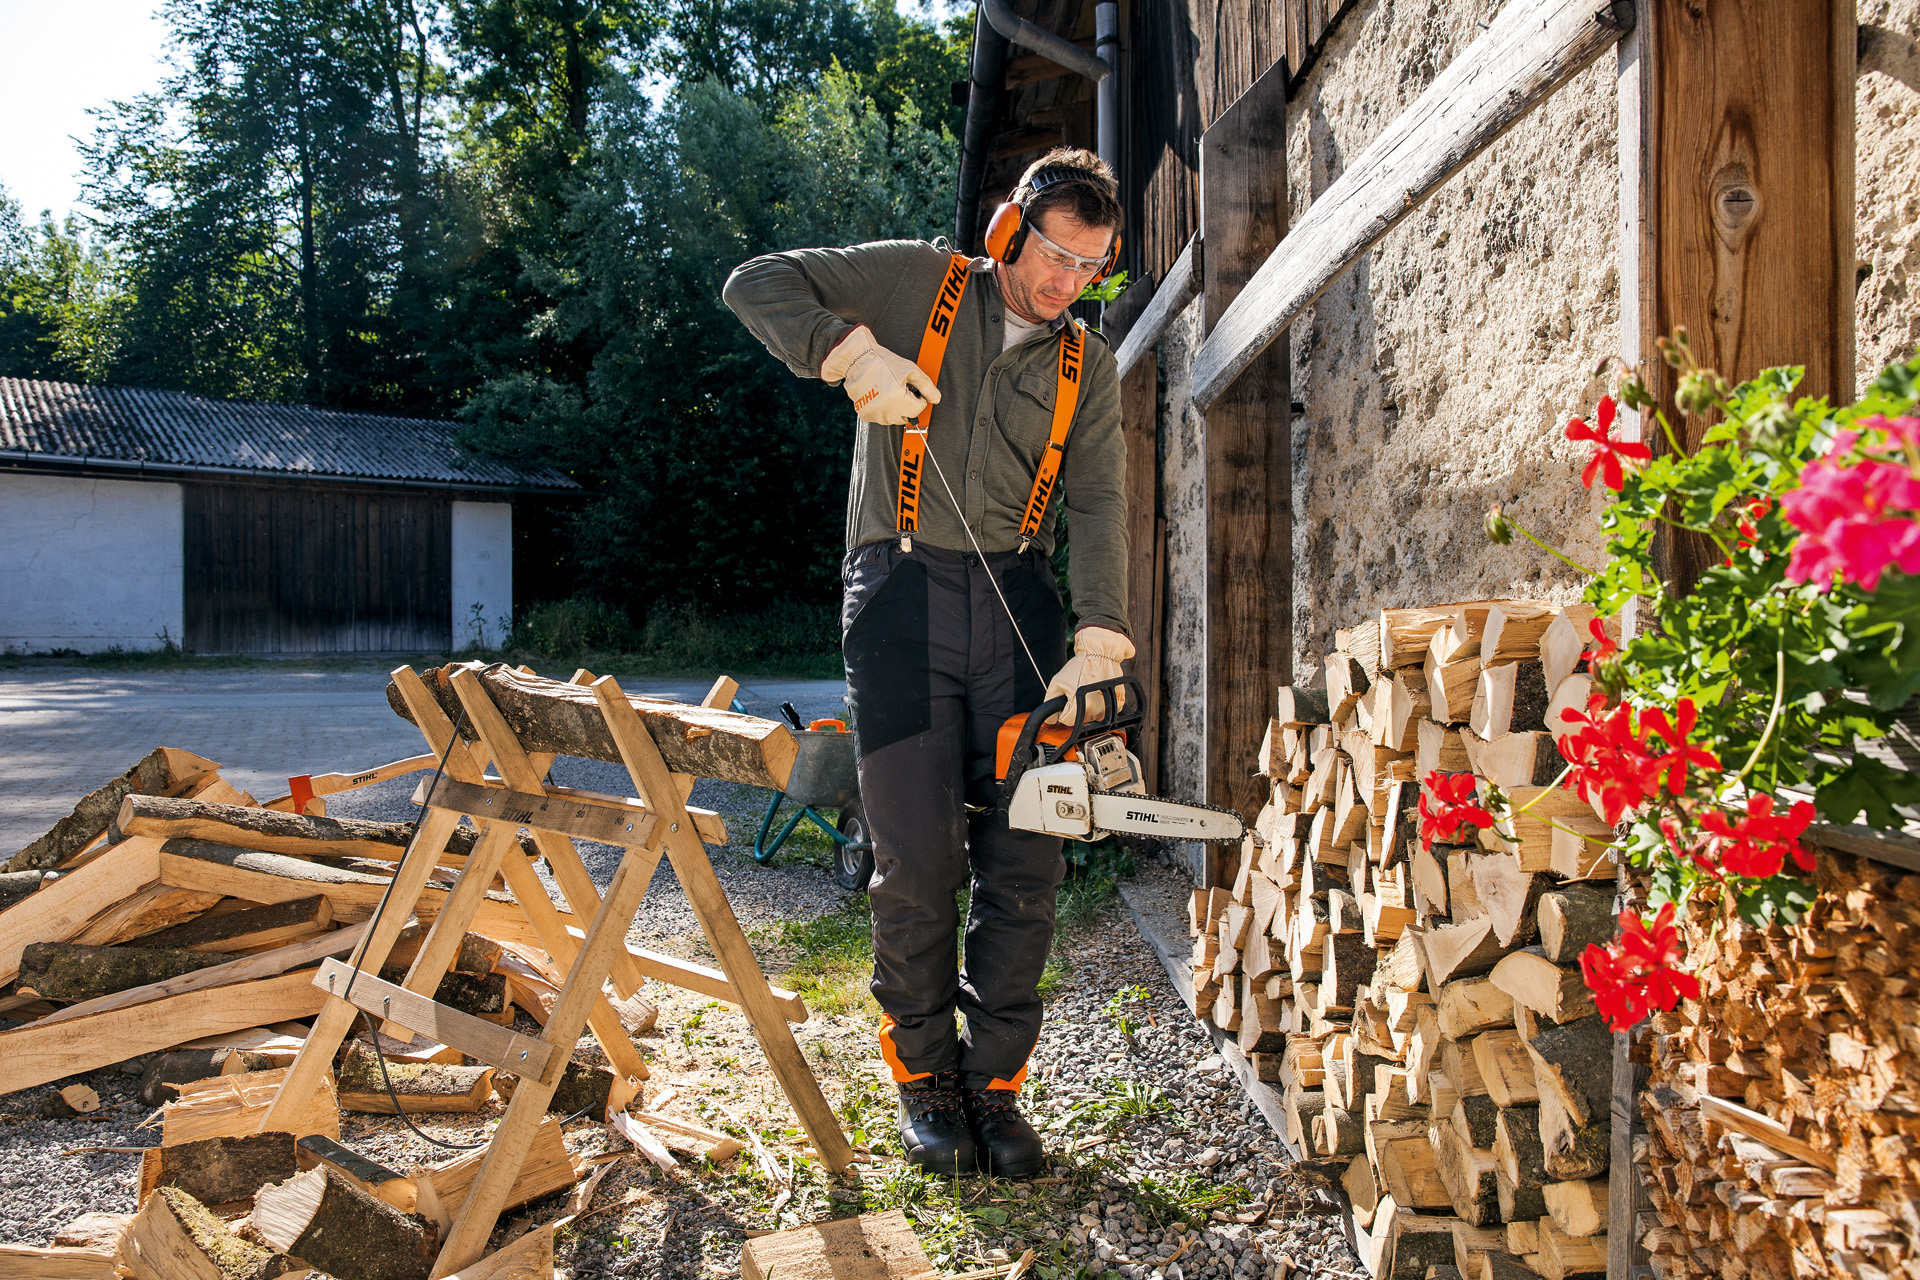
[{"xmin": 723, "ymin": 148, "xmax": 1130, "ymax": 1177}]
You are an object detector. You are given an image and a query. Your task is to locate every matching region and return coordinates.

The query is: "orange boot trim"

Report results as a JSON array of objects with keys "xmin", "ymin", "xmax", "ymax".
[{"xmin": 878, "ymin": 1014, "xmax": 932, "ymax": 1083}]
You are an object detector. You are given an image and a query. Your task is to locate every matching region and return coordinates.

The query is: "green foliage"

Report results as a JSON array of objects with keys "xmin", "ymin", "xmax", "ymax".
[
  {"xmin": 489, "ymin": 597, "xmax": 841, "ymax": 677},
  {"xmin": 0, "ymin": 195, "xmax": 122, "ymax": 382}
]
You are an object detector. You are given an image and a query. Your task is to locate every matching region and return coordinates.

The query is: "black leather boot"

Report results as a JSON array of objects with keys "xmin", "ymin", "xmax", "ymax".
[
  {"xmin": 963, "ymin": 1085, "xmax": 1046, "ymax": 1178},
  {"xmin": 897, "ymin": 1072, "xmax": 978, "ymax": 1175}
]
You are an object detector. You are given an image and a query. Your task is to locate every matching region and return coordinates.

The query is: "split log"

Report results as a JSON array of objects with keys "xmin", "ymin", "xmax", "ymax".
[
  {"xmin": 494, "ymin": 1059, "xmax": 635, "ymax": 1120},
  {"xmin": 9, "ymin": 747, "xmax": 217, "ymax": 873},
  {"xmin": 114, "ymin": 1185, "xmax": 293, "ymax": 1280},
  {"xmin": 1437, "ymin": 977, "xmax": 1514, "ymax": 1039},
  {"xmin": 336, "ymin": 1041, "xmax": 494, "ymax": 1114},
  {"xmin": 1536, "ymin": 885, "xmax": 1615, "ymax": 963},
  {"xmin": 139, "ymin": 1048, "xmax": 274, "ymax": 1106},
  {"xmin": 1285, "ymin": 1088, "xmax": 1326, "ymax": 1150},
  {"xmin": 17, "ymin": 941, "xmax": 230, "ymax": 1001},
  {"xmin": 1534, "ymin": 1220, "xmax": 1606, "ymax": 1279},
  {"xmin": 1370, "ymin": 1118, "xmax": 1451, "ymax": 1210},
  {"xmin": 72, "ymin": 884, "xmax": 225, "ymax": 948},
  {"xmin": 1451, "ymin": 1093, "xmax": 1500, "ymax": 1149},
  {"xmin": 1524, "ymin": 1015, "xmax": 1611, "ymax": 1128},
  {"xmin": 296, "ymin": 1134, "xmax": 416, "ymax": 1213},
  {"xmin": 1481, "ymin": 603, "xmax": 1558, "ymax": 666},
  {"xmin": 1343, "ymin": 1153, "xmax": 1381, "ymax": 1227},
  {"xmin": 389, "ymin": 662, "xmax": 796, "ymax": 789},
  {"xmin": 0, "ymin": 838, "xmax": 164, "ymax": 984},
  {"xmin": 136, "ymin": 895, "xmax": 335, "ymax": 953},
  {"xmin": 1471, "ymin": 1030, "xmax": 1540, "ymax": 1106},
  {"xmin": 252, "ymin": 1166, "xmax": 436, "ymax": 1280},
  {"xmin": 636, "ymin": 1111, "xmax": 746, "ymax": 1162},
  {"xmin": 1471, "ymin": 731, "xmax": 1564, "ymax": 789},
  {"xmin": 1539, "ymin": 612, "xmax": 1587, "ymax": 692},
  {"xmin": 1479, "ymin": 1254, "xmax": 1541, "ymax": 1280},
  {"xmin": 1338, "ymin": 619, "xmax": 1384, "ymax": 679},
  {"xmin": 1379, "ymin": 1203, "xmax": 1460, "ymax": 1280},
  {"xmin": 1547, "ymin": 821, "xmax": 1615, "ymax": 881},
  {"xmin": 1425, "ymin": 649, "xmax": 1483, "ymax": 725},
  {"xmin": 1543, "ymin": 673, "xmax": 1591, "ymax": 735},
  {"xmin": 1433, "ymin": 1123, "xmax": 1500, "ymax": 1225},
  {"xmin": 0, "ymin": 967, "xmax": 330, "ymax": 1098},
  {"xmin": 1327, "ymin": 653, "xmax": 1372, "ymax": 721},
  {"xmin": 409, "ymin": 1115, "xmax": 578, "ymax": 1235},
  {"xmin": 1469, "ymin": 662, "xmax": 1549, "ymax": 741},
  {"xmin": 1543, "ymin": 1178, "xmax": 1608, "ymax": 1236},
  {"xmin": 378, "ymin": 966, "xmax": 508, "ymax": 1021},
  {"xmin": 39, "ymin": 924, "xmax": 364, "ymax": 1027},
  {"xmin": 1417, "ymin": 915, "xmax": 1506, "ymax": 986},
  {"xmin": 115, "ymin": 794, "xmax": 497, "ymax": 867},
  {"xmin": 441, "ymin": 1228, "xmax": 552, "ymax": 1280},
  {"xmin": 1492, "ymin": 1104, "xmax": 1549, "ymax": 1220},
  {"xmin": 1449, "ymin": 1223, "xmax": 1507, "ymax": 1277},
  {"xmin": 1488, "ymin": 949, "xmax": 1595, "ymax": 1023},
  {"xmin": 740, "ymin": 1209, "xmax": 933, "ymax": 1280},
  {"xmin": 1465, "ymin": 855, "xmax": 1543, "ymax": 947},
  {"xmin": 1380, "ymin": 606, "xmax": 1463, "ymax": 669},
  {"xmin": 1416, "ymin": 721, "xmax": 1472, "ymax": 780},
  {"xmin": 0, "ymin": 870, "xmax": 46, "ymax": 912},
  {"xmin": 1537, "ymin": 1086, "xmax": 1609, "ymax": 1180},
  {"xmin": 162, "ymin": 1067, "xmax": 339, "ymax": 1146},
  {"xmin": 1442, "ymin": 1037, "xmax": 1488, "ymax": 1098},
  {"xmin": 1382, "ymin": 672, "xmax": 1432, "ymax": 754},
  {"xmin": 1321, "ymin": 931, "xmax": 1377, "ymax": 1010},
  {"xmin": 1316, "ymin": 1104, "xmax": 1365, "ymax": 1155},
  {"xmin": 0, "ymin": 1242, "xmax": 117, "ymax": 1277},
  {"xmin": 138, "ymin": 1131, "xmax": 298, "ymax": 1209},
  {"xmin": 1277, "ymin": 686, "xmax": 1331, "ymax": 728},
  {"xmin": 50, "ymin": 1213, "xmax": 131, "ymax": 1252}
]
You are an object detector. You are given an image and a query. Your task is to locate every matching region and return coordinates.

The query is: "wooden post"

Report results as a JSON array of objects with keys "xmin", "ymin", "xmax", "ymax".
[
  {"xmin": 1637, "ymin": 0, "xmax": 1855, "ymax": 589},
  {"xmin": 1120, "ymin": 357, "xmax": 1164, "ymax": 792},
  {"xmin": 1199, "ymin": 57, "xmax": 1291, "ymax": 822}
]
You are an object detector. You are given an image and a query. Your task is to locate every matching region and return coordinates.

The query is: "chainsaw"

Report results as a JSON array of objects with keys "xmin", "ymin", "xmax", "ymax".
[{"xmin": 994, "ymin": 675, "xmax": 1245, "ymax": 843}]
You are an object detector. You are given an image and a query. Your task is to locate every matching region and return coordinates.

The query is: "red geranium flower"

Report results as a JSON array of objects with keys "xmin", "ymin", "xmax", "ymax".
[
  {"xmin": 1724, "ymin": 496, "xmax": 1771, "ymax": 567},
  {"xmin": 1638, "ymin": 699, "xmax": 1721, "ymax": 798},
  {"xmin": 1418, "ymin": 770, "xmax": 1495, "ymax": 851},
  {"xmin": 1566, "ymin": 395, "xmax": 1653, "ymax": 491},
  {"xmin": 1586, "ymin": 617, "xmax": 1617, "ymax": 661},
  {"xmin": 1698, "ymin": 794, "xmax": 1817, "ymax": 878},
  {"xmin": 1556, "ymin": 693, "xmax": 1658, "ymax": 824},
  {"xmin": 1580, "ymin": 904, "xmax": 1701, "ymax": 1032}
]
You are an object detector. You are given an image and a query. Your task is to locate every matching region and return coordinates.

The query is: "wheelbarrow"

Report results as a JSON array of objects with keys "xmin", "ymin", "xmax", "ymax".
[{"xmin": 752, "ymin": 706, "xmax": 873, "ymax": 890}]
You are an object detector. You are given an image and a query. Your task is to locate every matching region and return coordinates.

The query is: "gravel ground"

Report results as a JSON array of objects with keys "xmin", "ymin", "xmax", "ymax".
[{"xmin": 0, "ymin": 689, "xmax": 1366, "ymax": 1280}]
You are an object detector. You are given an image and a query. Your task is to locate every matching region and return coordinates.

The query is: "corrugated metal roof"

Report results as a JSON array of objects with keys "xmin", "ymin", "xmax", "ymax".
[{"xmin": 0, "ymin": 377, "xmax": 578, "ymax": 492}]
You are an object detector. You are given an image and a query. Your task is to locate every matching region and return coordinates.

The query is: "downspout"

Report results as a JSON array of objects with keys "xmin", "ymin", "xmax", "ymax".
[
  {"xmin": 956, "ymin": 0, "xmax": 1121, "ymax": 251},
  {"xmin": 954, "ymin": 10, "xmax": 1009, "ymax": 252}
]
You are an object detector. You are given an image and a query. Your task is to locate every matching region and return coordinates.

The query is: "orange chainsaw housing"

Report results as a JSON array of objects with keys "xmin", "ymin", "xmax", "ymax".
[{"xmin": 994, "ymin": 714, "xmax": 1077, "ymax": 781}]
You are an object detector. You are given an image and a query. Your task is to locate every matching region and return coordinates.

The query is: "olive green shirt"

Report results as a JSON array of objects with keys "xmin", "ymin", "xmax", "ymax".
[{"xmin": 722, "ymin": 239, "xmax": 1129, "ymax": 637}]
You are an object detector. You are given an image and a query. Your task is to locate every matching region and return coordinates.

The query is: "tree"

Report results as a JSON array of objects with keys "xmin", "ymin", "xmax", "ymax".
[{"xmin": 0, "ymin": 188, "xmax": 124, "ymax": 383}]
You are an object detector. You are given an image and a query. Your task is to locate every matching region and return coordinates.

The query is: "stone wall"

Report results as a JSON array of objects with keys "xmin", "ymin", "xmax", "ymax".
[{"xmin": 1151, "ymin": 0, "xmax": 1920, "ymax": 804}]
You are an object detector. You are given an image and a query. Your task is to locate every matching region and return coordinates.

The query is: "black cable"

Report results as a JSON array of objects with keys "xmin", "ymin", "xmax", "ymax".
[{"xmin": 341, "ymin": 707, "xmax": 489, "ymax": 1151}]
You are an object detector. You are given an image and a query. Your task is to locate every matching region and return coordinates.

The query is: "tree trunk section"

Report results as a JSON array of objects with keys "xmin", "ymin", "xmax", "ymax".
[{"xmin": 252, "ymin": 1166, "xmax": 435, "ymax": 1280}]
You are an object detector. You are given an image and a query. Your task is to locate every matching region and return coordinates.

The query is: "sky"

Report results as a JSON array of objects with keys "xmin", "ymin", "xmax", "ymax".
[{"xmin": 0, "ymin": 0, "xmax": 173, "ymax": 222}]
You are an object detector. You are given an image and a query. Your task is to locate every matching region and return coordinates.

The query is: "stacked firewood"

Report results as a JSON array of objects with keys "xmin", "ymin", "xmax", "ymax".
[
  {"xmin": 1189, "ymin": 600, "xmax": 1624, "ymax": 1280},
  {"xmin": 1637, "ymin": 847, "xmax": 1920, "ymax": 1280}
]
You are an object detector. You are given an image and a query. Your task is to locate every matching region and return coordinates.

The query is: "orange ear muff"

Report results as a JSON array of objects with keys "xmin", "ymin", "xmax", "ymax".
[
  {"xmin": 1091, "ymin": 232, "xmax": 1123, "ymax": 284},
  {"xmin": 984, "ymin": 201, "xmax": 1025, "ymax": 264}
]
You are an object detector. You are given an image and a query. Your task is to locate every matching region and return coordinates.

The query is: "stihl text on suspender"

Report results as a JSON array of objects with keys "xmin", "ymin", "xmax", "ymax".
[{"xmin": 895, "ymin": 259, "xmax": 1086, "ymax": 553}]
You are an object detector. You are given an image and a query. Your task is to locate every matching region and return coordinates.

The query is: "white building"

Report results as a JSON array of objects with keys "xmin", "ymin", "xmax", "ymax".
[{"xmin": 0, "ymin": 378, "xmax": 577, "ymax": 654}]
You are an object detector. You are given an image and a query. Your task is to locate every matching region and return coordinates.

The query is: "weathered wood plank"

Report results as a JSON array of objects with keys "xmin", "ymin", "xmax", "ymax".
[
  {"xmin": 314, "ymin": 958, "xmax": 553, "ymax": 1079},
  {"xmin": 387, "ymin": 663, "xmax": 795, "ymax": 790},
  {"xmin": 1201, "ymin": 56, "xmax": 1291, "ymax": 823},
  {"xmin": 1113, "ymin": 235, "xmax": 1200, "ymax": 380},
  {"xmin": 1189, "ymin": 0, "xmax": 1629, "ymax": 409}
]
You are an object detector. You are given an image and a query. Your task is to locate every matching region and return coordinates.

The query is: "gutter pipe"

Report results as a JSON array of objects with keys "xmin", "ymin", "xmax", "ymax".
[
  {"xmin": 954, "ymin": 11, "xmax": 1009, "ymax": 251},
  {"xmin": 979, "ymin": 0, "xmax": 1110, "ymax": 83}
]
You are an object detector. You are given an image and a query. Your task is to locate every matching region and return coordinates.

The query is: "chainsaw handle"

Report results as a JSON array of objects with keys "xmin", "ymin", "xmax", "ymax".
[{"xmin": 996, "ymin": 676, "xmax": 1145, "ymax": 814}]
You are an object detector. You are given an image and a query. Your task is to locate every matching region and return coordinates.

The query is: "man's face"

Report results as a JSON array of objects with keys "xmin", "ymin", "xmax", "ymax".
[{"xmin": 999, "ymin": 208, "xmax": 1115, "ymax": 324}]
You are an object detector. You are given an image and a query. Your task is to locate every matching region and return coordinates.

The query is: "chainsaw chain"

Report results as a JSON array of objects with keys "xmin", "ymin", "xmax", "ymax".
[{"xmin": 1088, "ymin": 788, "xmax": 1249, "ymax": 843}]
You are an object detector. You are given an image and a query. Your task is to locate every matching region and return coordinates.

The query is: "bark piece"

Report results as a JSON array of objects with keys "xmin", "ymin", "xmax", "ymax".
[
  {"xmin": 336, "ymin": 1041, "xmax": 494, "ymax": 1114},
  {"xmin": 0, "ymin": 871, "xmax": 47, "ymax": 912},
  {"xmin": 1492, "ymin": 1104, "xmax": 1548, "ymax": 1220},
  {"xmin": 376, "ymin": 966, "xmax": 508, "ymax": 1020},
  {"xmin": 389, "ymin": 661, "xmax": 796, "ymax": 789},
  {"xmin": 1277, "ymin": 686, "xmax": 1331, "ymax": 727},
  {"xmin": 140, "ymin": 1049, "xmax": 274, "ymax": 1106},
  {"xmin": 1380, "ymin": 1203, "xmax": 1460, "ymax": 1280},
  {"xmin": 115, "ymin": 1185, "xmax": 293, "ymax": 1280},
  {"xmin": 138, "ymin": 1131, "xmax": 299, "ymax": 1209},
  {"xmin": 1536, "ymin": 885, "xmax": 1615, "ymax": 963},
  {"xmin": 9, "ymin": 747, "xmax": 218, "ymax": 873},
  {"xmin": 251, "ymin": 1166, "xmax": 435, "ymax": 1280},
  {"xmin": 1524, "ymin": 1014, "xmax": 1610, "ymax": 1127},
  {"xmin": 135, "ymin": 897, "xmax": 335, "ymax": 953},
  {"xmin": 18, "ymin": 941, "xmax": 230, "ymax": 1001},
  {"xmin": 296, "ymin": 1134, "xmax": 417, "ymax": 1213}
]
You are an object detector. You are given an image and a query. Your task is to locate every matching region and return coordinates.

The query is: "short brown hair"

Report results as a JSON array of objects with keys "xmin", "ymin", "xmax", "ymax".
[{"xmin": 1016, "ymin": 147, "xmax": 1123, "ymax": 234}]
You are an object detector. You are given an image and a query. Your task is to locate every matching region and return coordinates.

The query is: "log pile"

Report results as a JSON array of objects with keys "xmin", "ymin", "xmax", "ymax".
[
  {"xmin": 1188, "ymin": 600, "xmax": 1622, "ymax": 1280},
  {"xmin": 0, "ymin": 660, "xmax": 802, "ymax": 1276},
  {"xmin": 1636, "ymin": 848, "xmax": 1920, "ymax": 1280}
]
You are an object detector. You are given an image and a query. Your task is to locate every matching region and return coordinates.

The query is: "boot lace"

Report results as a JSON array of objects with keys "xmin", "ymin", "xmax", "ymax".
[
  {"xmin": 902, "ymin": 1073, "xmax": 966, "ymax": 1124},
  {"xmin": 964, "ymin": 1086, "xmax": 1022, "ymax": 1120}
]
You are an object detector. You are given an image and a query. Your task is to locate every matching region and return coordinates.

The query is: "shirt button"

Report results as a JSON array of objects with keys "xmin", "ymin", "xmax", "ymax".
[
  {"xmin": 968, "ymin": 470, "xmax": 979, "ymax": 480},
  {"xmin": 990, "ymin": 314, "xmax": 1001, "ymax": 322}
]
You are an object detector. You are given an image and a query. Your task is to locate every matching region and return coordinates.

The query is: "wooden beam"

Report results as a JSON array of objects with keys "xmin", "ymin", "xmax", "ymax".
[
  {"xmin": 0, "ymin": 837, "xmax": 162, "ymax": 985},
  {"xmin": 1200, "ymin": 57, "xmax": 1292, "ymax": 823},
  {"xmin": 1189, "ymin": 0, "xmax": 1629, "ymax": 409},
  {"xmin": 1638, "ymin": 0, "xmax": 1855, "ymax": 589},
  {"xmin": 1113, "ymin": 235, "xmax": 1199, "ymax": 380},
  {"xmin": 314, "ymin": 958, "xmax": 553, "ymax": 1079},
  {"xmin": 1120, "ymin": 355, "xmax": 1163, "ymax": 793}
]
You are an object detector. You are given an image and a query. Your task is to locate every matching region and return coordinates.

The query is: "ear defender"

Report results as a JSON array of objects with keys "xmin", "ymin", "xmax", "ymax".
[{"xmin": 983, "ymin": 166, "xmax": 1123, "ymax": 281}]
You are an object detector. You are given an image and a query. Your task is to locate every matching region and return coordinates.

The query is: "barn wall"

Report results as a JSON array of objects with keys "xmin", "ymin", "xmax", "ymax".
[
  {"xmin": 451, "ymin": 500, "xmax": 514, "ymax": 649},
  {"xmin": 0, "ymin": 472, "xmax": 185, "ymax": 653}
]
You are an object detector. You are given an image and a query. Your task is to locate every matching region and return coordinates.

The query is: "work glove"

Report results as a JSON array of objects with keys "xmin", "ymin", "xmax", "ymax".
[
  {"xmin": 1045, "ymin": 626, "xmax": 1136, "ymax": 725},
  {"xmin": 820, "ymin": 325, "xmax": 942, "ymax": 426}
]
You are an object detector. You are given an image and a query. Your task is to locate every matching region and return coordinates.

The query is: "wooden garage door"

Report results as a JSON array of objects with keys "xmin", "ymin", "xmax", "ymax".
[{"xmin": 184, "ymin": 483, "xmax": 451, "ymax": 653}]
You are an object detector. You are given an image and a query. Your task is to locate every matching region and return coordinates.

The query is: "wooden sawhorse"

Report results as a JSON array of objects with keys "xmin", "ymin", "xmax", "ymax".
[{"xmin": 261, "ymin": 663, "xmax": 852, "ymax": 1277}]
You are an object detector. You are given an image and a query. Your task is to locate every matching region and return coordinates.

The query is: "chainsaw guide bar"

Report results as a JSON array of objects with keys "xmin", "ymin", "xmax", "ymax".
[{"xmin": 1087, "ymin": 789, "xmax": 1246, "ymax": 843}]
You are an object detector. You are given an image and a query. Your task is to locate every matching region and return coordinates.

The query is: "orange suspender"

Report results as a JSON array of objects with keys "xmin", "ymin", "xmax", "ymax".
[
  {"xmin": 894, "ymin": 255, "xmax": 1086, "ymax": 551},
  {"xmin": 1016, "ymin": 322, "xmax": 1083, "ymax": 552},
  {"xmin": 896, "ymin": 253, "xmax": 971, "ymax": 540}
]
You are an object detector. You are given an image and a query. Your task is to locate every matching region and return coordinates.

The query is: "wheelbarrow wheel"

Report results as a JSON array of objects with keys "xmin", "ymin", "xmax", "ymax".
[{"xmin": 833, "ymin": 800, "xmax": 875, "ymax": 892}]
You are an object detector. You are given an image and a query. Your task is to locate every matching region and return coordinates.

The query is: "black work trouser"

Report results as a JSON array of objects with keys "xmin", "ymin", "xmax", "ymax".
[{"xmin": 841, "ymin": 540, "xmax": 1069, "ymax": 1090}]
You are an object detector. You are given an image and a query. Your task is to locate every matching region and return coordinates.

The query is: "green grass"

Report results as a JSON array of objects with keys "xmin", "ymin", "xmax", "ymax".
[{"xmin": 777, "ymin": 896, "xmax": 878, "ymax": 1018}]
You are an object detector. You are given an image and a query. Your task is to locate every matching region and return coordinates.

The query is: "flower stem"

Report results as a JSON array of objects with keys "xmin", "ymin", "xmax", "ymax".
[
  {"xmin": 1505, "ymin": 518, "xmax": 1599, "ymax": 578},
  {"xmin": 1511, "ymin": 765, "xmax": 1576, "ymax": 817},
  {"xmin": 1736, "ymin": 637, "xmax": 1787, "ymax": 785}
]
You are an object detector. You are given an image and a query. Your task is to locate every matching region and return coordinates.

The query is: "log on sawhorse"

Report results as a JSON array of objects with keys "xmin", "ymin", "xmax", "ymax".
[{"xmin": 257, "ymin": 666, "xmax": 854, "ymax": 1278}]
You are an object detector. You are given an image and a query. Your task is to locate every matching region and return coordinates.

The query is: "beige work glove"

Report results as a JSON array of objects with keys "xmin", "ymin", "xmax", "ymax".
[
  {"xmin": 820, "ymin": 325, "xmax": 942, "ymax": 426},
  {"xmin": 1045, "ymin": 626, "xmax": 1136, "ymax": 725}
]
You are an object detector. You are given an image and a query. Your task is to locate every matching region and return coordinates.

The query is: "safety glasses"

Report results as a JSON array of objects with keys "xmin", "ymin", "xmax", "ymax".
[{"xmin": 1025, "ymin": 220, "xmax": 1112, "ymax": 276}]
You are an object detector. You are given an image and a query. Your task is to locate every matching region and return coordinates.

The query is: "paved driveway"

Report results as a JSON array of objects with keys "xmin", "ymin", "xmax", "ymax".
[{"xmin": 0, "ymin": 662, "xmax": 847, "ymax": 853}]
